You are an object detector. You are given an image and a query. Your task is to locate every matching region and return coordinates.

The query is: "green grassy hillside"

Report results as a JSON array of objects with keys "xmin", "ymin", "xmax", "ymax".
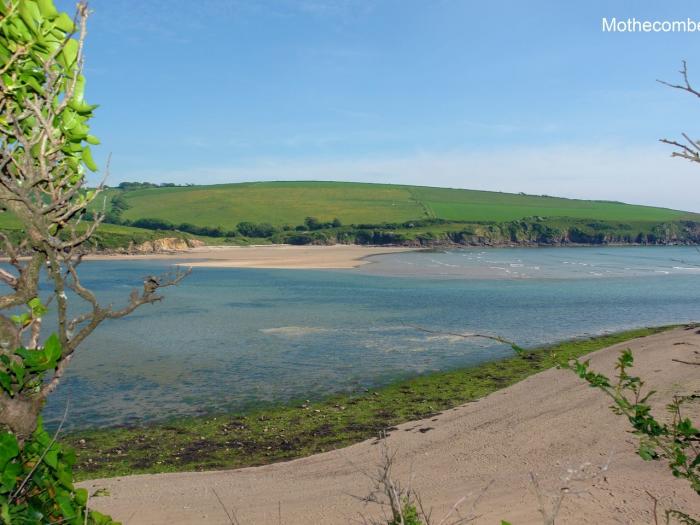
[
  {"xmin": 109, "ymin": 181, "xmax": 697, "ymax": 227},
  {"xmin": 3, "ymin": 181, "xmax": 699, "ymax": 249}
]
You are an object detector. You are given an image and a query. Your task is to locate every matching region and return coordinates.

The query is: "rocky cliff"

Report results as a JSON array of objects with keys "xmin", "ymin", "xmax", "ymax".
[
  {"xmin": 126, "ymin": 237, "xmax": 205, "ymax": 253},
  {"xmin": 441, "ymin": 219, "xmax": 700, "ymax": 247}
]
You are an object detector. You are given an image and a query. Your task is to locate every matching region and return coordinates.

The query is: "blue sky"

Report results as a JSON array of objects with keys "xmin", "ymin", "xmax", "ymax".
[{"xmin": 57, "ymin": 0, "xmax": 700, "ymax": 211}]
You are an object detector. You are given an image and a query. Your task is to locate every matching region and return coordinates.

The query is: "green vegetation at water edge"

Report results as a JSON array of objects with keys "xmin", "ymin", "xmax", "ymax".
[{"xmin": 65, "ymin": 325, "xmax": 676, "ymax": 480}]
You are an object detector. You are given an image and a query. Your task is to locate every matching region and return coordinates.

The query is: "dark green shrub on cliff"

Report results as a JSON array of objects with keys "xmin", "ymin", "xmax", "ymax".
[
  {"xmin": 354, "ymin": 230, "xmax": 408, "ymax": 245},
  {"xmin": 131, "ymin": 217, "xmax": 175, "ymax": 230},
  {"xmin": 237, "ymin": 221, "xmax": 278, "ymax": 237},
  {"xmin": 274, "ymin": 231, "xmax": 332, "ymax": 245},
  {"xmin": 304, "ymin": 216, "xmax": 322, "ymax": 230},
  {"xmin": 568, "ymin": 227, "xmax": 606, "ymax": 244}
]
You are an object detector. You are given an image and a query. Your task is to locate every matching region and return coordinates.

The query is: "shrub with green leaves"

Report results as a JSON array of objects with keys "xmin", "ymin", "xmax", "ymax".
[
  {"xmin": 572, "ymin": 350, "xmax": 699, "ymax": 494},
  {"xmin": 0, "ymin": 419, "xmax": 116, "ymax": 524},
  {"xmin": 0, "ymin": 0, "xmax": 185, "ymax": 522},
  {"xmin": 387, "ymin": 501, "xmax": 422, "ymax": 525}
]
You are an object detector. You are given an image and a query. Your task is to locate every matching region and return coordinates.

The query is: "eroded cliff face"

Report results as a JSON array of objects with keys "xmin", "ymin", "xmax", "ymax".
[
  {"xmin": 397, "ymin": 220, "xmax": 700, "ymax": 247},
  {"xmin": 127, "ymin": 237, "xmax": 205, "ymax": 253},
  {"xmin": 267, "ymin": 218, "xmax": 700, "ymax": 248},
  {"xmin": 86, "ymin": 220, "xmax": 700, "ymax": 252}
]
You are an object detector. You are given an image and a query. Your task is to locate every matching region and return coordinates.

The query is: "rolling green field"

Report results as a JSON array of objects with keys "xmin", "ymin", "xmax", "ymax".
[
  {"xmin": 3, "ymin": 181, "xmax": 699, "ymax": 248},
  {"xmin": 108, "ymin": 181, "xmax": 699, "ymax": 228}
]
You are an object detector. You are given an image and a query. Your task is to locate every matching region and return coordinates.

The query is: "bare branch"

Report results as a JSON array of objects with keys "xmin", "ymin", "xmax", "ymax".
[
  {"xmin": 0, "ymin": 0, "xmax": 191, "ymax": 447},
  {"xmin": 40, "ymin": 267, "xmax": 191, "ymax": 400},
  {"xmin": 354, "ymin": 433, "xmax": 489, "ymax": 525},
  {"xmin": 657, "ymin": 60, "xmax": 700, "ymax": 98},
  {"xmin": 671, "ymin": 358, "xmax": 700, "ymax": 366},
  {"xmin": 211, "ymin": 487, "xmax": 240, "ymax": 525},
  {"xmin": 659, "ymin": 61, "xmax": 700, "ymax": 163},
  {"xmin": 0, "ymin": 268, "xmax": 18, "ymax": 289},
  {"xmin": 405, "ymin": 324, "xmax": 525, "ymax": 355},
  {"xmin": 0, "ymin": 254, "xmax": 44, "ymax": 310}
]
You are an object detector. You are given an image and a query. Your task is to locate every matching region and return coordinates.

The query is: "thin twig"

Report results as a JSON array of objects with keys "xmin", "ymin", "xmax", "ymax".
[
  {"xmin": 212, "ymin": 487, "xmax": 238, "ymax": 525},
  {"xmin": 11, "ymin": 399, "xmax": 70, "ymax": 501},
  {"xmin": 405, "ymin": 324, "xmax": 524, "ymax": 354},
  {"xmin": 646, "ymin": 490, "xmax": 660, "ymax": 525},
  {"xmin": 84, "ymin": 490, "xmax": 90, "ymax": 525},
  {"xmin": 671, "ymin": 359, "xmax": 700, "ymax": 366},
  {"xmin": 659, "ymin": 61, "xmax": 700, "ymax": 163}
]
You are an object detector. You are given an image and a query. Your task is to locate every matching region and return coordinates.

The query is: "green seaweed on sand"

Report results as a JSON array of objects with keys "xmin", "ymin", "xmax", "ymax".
[{"xmin": 66, "ymin": 326, "xmax": 678, "ymax": 480}]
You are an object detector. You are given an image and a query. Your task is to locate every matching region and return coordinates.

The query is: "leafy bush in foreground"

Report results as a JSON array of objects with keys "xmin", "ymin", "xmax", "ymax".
[
  {"xmin": 571, "ymin": 350, "xmax": 699, "ymax": 494},
  {"xmin": 0, "ymin": 420, "xmax": 115, "ymax": 524},
  {"xmin": 0, "ymin": 0, "xmax": 185, "ymax": 522}
]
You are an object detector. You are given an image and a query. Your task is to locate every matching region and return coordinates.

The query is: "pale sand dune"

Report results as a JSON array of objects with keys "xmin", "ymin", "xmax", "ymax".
[
  {"xmin": 86, "ymin": 245, "xmax": 416, "ymax": 269},
  {"xmin": 82, "ymin": 328, "xmax": 700, "ymax": 524}
]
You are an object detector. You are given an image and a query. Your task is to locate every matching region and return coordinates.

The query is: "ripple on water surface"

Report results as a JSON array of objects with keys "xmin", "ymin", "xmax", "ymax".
[{"xmin": 45, "ymin": 246, "xmax": 700, "ymax": 429}]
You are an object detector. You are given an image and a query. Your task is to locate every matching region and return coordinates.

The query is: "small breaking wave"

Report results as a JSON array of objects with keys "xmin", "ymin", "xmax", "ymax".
[{"xmin": 260, "ymin": 326, "xmax": 331, "ymax": 337}]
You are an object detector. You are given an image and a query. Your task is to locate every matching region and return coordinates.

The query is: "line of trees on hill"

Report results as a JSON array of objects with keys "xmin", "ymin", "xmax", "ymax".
[
  {"xmin": 95, "ymin": 212, "xmax": 700, "ymax": 246},
  {"xmin": 96, "ymin": 201, "xmax": 458, "ymax": 244},
  {"xmin": 114, "ymin": 181, "xmax": 192, "ymax": 190},
  {"xmin": 99, "ymin": 212, "xmax": 419, "ymax": 243}
]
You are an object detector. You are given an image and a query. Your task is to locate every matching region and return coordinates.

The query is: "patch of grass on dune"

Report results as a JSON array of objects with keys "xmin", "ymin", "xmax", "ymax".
[{"xmin": 65, "ymin": 325, "xmax": 677, "ymax": 480}]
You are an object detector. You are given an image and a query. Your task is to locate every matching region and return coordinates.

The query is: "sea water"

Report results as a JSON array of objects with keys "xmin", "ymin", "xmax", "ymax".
[{"xmin": 43, "ymin": 246, "xmax": 700, "ymax": 429}]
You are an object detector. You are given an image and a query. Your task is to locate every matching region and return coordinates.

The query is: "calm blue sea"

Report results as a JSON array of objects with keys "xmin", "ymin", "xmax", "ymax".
[{"xmin": 43, "ymin": 246, "xmax": 700, "ymax": 429}]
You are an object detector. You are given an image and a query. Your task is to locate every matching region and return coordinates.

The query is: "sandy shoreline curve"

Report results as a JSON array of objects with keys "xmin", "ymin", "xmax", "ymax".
[
  {"xmin": 85, "ymin": 244, "xmax": 417, "ymax": 269},
  {"xmin": 82, "ymin": 327, "xmax": 700, "ymax": 524}
]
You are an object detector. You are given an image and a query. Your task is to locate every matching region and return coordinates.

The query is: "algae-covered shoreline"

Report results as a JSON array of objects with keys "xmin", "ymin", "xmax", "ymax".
[{"xmin": 66, "ymin": 325, "xmax": 681, "ymax": 481}]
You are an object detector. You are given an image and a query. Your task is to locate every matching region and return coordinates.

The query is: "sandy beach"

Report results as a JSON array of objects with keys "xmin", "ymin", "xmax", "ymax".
[
  {"xmin": 86, "ymin": 244, "xmax": 416, "ymax": 269},
  {"xmin": 82, "ymin": 327, "xmax": 700, "ymax": 524}
]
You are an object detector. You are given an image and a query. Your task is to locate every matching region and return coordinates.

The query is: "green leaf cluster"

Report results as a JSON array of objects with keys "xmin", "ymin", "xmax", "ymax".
[
  {"xmin": 0, "ymin": 420, "xmax": 119, "ymax": 524},
  {"xmin": 387, "ymin": 501, "xmax": 423, "ymax": 525},
  {"xmin": 0, "ymin": 0, "xmax": 99, "ymax": 185},
  {"xmin": 0, "ymin": 0, "xmax": 114, "ymax": 519},
  {"xmin": 570, "ymin": 350, "xmax": 700, "ymax": 496},
  {"xmin": 0, "ymin": 333, "xmax": 60, "ymax": 397},
  {"xmin": 10, "ymin": 298, "xmax": 47, "ymax": 328}
]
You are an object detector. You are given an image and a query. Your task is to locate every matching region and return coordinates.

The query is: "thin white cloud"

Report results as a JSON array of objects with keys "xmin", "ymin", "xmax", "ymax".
[{"xmin": 108, "ymin": 143, "xmax": 700, "ymax": 212}]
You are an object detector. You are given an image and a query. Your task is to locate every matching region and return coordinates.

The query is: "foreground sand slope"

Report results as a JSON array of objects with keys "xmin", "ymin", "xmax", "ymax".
[
  {"xmin": 87, "ymin": 245, "xmax": 415, "ymax": 269},
  {"xmin": 83, "ymin": 328, "xmax": 700, "ymax": 524}
]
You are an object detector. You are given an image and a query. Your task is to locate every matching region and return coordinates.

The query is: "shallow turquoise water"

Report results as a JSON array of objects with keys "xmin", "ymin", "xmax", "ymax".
[{"xmin": 44, "ymin": 246, "xmax": 700, "ymax": 429}]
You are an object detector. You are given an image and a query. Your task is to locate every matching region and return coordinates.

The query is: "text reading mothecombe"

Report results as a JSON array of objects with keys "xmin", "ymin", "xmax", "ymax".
[{"xmin": 602, "ymin": 17, "xmax": 700, "ymax": 33}]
